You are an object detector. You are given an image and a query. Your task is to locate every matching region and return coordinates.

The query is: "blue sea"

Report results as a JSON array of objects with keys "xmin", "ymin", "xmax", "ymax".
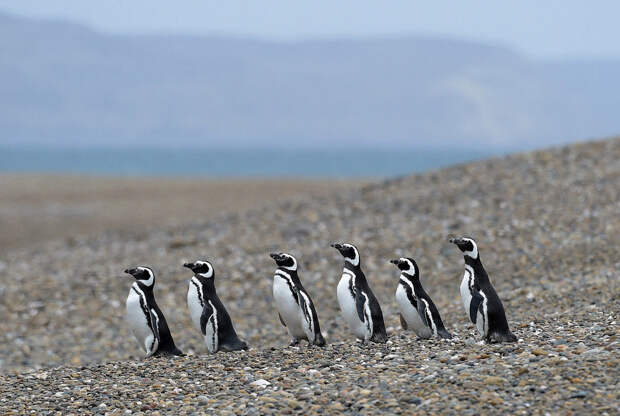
[{"xmin": 0, "ymin": 147, "xmax": 500, "ymax": 178}]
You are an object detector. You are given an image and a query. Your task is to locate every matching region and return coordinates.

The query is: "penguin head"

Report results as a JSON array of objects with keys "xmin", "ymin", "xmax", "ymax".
[
  {"xmin": 449, "ymin": 236, "xmax": 479, "ymax": 259},
  {"xmin": 390, "ymin": 257, "xmax": 419, "ymax": 278},
  {"xmin": 183, "ymin": 260, "xmax": 214, "ymax": 278},
  {"xmin": 124, "ymin": 266, "xmax": 155, "ymax": 287},
  {"xmin": 331, "ymin": 242, "xmax": 360, "ymax": 267},
  {"xmin": 269, "ymin": 252, "xmax": 298, "ymax": 271}
]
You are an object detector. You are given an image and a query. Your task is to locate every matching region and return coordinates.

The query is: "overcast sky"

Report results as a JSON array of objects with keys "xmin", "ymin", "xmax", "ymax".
[{"xmin": 1, "ymin": 0, "xmax": 619, "ymax": 59}]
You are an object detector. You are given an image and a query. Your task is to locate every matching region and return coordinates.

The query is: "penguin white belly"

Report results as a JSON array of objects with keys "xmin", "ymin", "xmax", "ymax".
[
  {"xmin": 336, "ymin": 273, "xmax": 367, "ymax": 339},
  {"xmin": 126, "ymin": 287, "xmax": 158, "ymax": 356},
  {"xmin": 273, "ymin": 275, "xmax": 305, "ymax": 338},
  {"xmin": 460, "ymin": 275, "xmax": 472, "ymax": 316},
  {"xmin": 187, "ymin": 280, "xmax": 203, "ymax": 332},
  {"xmin": 395, "ymin": 284, "xmax": 431, "ymax": 339}
]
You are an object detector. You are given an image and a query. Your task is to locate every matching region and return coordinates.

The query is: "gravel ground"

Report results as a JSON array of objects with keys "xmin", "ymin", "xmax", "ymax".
[{"xmin": 0, "ymin": 138, "xmax": 618, "ymax": 414}]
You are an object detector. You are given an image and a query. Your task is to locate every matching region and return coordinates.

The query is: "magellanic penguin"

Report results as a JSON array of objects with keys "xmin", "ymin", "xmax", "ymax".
[
  {"xmin": 124, "ymin": 267, "xmax": 184, "ymax": 357},
  {"xmin": 270, "ymin": 252, "xmax": 326, "ymax": 347},
  {"xmin": 391, "ymin": 257, "xmax": 452, "ymax": 339},
  {"xmin": 184, "ymin": 260, "xmax": 248, "ymax": 353},
  {"xmin": 332, "ymin": 243, "xmax": 387, "ymax": 343},
  {"xmin": 449, "ymin": 236, "xmax": 517, "ymax": 343}
]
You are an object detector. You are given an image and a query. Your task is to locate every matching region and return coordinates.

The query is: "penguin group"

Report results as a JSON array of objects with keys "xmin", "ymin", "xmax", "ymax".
[{"xmin": 123, "ymin": 236, "xmax": 517, "ymax": 358}]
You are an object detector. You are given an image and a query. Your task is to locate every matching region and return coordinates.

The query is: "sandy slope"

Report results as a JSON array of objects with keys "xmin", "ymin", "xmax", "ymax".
[{"xmin": 0, "ymin": 176, "xmax": 362, "ymax": 250}]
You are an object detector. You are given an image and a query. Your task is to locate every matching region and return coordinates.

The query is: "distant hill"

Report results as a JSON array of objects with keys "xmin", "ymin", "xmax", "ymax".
[{"xmin": 1, "ymin": 11, "xmax": 619, "ymax": 149}]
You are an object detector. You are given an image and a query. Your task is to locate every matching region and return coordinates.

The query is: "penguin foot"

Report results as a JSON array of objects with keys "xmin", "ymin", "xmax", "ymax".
[
  {"xmin": 154, "ymin": 349, "xmax": 185, "ymax": 357},
  {"xmin": 487, "ymin": 331, "xmax": 517, "ymax": 344},
  {"xmin": 289, "ymin": 339, "xmax": 301, "ymax": 347},
  {"xmin": 311, "ymin": 334, "xmax": 327, "ymax": 347},
  {"xmin": 437, "ymin": 329, "xmax": 453, "ymax": 340},
  {"xmin": 220, "ymin": 340, "xmax": 249, "ymax": 352}
]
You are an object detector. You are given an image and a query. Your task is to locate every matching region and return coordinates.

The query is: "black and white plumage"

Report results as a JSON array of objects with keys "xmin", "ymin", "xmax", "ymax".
[
  {"xmin": 184, "ymin": 260, "xmax": 248, "ymax": 353},
  {"xmin": 332, "ymin": 243, "xmax": 387, "ymax": 343},
  {"xmin": 391, "ymin": 257, "xmax": 452, "ymax": 339},
  {"xmin": 450, "ymin": 237, "xmax": 517, "ymax": 343},
  {"xmin": 124, "ymin": 267, "xmax": 184, "ymax": 357},
  {"xmin": 270, "ymin": 253, "xmax": 326, "ymax": 347}
]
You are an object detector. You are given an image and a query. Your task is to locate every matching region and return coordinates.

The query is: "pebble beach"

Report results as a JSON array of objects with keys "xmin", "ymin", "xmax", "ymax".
[{"xmin": 0, "ymin": 138, "xmax": 618, "ymax": 414}]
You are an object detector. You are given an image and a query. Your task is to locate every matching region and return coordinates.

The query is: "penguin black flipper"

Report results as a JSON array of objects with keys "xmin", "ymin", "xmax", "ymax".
[
  {"xmin": 469, "ymin": 291, "xmax": 484, "ymax": 324},
  {"xmin": 295, "ymin": 287, "xmax": 312, "ymax": 336},
  {"xmin": 423, "ymin": 298, "xmax": 453, "ymax": 339},
  {"xmin": 354, "ymin": 286, "xmax": 367, "ymax": 324},
  {"xmin": 200, "ymin": 301, "xmax": 219, "ymax": 353},
  {"xmin": 296, "ymin": 287, "xmax": 326, "ymax": 347},
  {"xmin": 368, "ymin": 293, "xmax": 388, "ymax": 343},
  {"xmin": 149, "ymin": 309, "xmax": 161, "ymax": 346},
  {"xmin": 399, "ymin": 313, "xmax": 408, "ymax": 330},
  {"xmin": 200, "ymin": 301, "xmax": 216, "ymax": 336},
  {"xmin": 417, "ymin": 300, "xmax": 431, "ymax": 329}
]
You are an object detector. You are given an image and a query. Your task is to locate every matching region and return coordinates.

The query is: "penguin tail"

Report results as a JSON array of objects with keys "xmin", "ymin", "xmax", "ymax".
[{"xmin": 437, "ymin": 329, "xmax": 453, "ymax": 340}]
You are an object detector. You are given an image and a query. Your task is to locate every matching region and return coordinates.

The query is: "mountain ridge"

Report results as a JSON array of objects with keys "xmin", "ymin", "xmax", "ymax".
[{"xmin": 1, "ymin": 11, "xmax": 619, "ymax": 148}]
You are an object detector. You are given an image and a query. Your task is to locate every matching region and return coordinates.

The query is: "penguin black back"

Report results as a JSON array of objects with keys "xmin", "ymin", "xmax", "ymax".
[
  {"xmin": 138, "ymin": 284, "xmax": 184, "ymax": 356},
  {"xmin": 184, "ymin": 261, "xmax": 248, "ymax": 352},
  {"xmin": 352, "ymin": 266, "xmax": 387, "ymax": 342},
  {"xmin": 450, "ymin": 237, "xmax": 517, "ymax": 343},
  {"xmin": 270, "ymin": 252, "xmax": 326, "ymax": 347},
  {"xmin": 391, "ymin": 257, "xmax": 452, "ymax": 339},
  {"xmin": 332, "ymin": 243, "xmax": 387, "ymax": 343},
  {"xmin": 124, "ymin": 267, "xmax": 184, "ymax": 356}
]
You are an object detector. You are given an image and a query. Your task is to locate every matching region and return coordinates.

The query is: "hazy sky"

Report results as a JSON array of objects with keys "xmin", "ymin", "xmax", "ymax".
[{"xmin": 1, "ymin": 1, "xmax": 619, "ymax": 59}]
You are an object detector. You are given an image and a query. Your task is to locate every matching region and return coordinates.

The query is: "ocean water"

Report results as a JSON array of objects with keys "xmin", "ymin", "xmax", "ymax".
[{"xmin": 0, "ymin": 147, "xmax": 499, "ymax": 178}]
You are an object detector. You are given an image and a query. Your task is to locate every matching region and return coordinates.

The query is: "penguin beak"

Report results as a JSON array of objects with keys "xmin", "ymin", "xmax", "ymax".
[
  {"xmin": 449, "ymin": 237, "xmax": 462, "ymax": 245},
  {"xmin": 389, "ymin": 259, "xmax": 401, "ymax": 266},
  {"xmin": 269, "ymin": 253, "xmax": 281, "ymax": 261},
  {"xmin": 124, "ymin": 268, "xmax": 136, "ymax": 277},
  {"xmin": 331, "ymin": 243, "xmax": 343, "ymax": 250},
  {"xmin": 183, "ymin": 262, "xmax": 194, "ymax": 270}
]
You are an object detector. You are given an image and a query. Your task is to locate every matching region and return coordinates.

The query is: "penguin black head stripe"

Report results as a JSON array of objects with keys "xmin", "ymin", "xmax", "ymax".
[
  {"xmin": 183, "ymin": 260, "xmax": 214, "ymax": 278},
  {"xmin": 331, "ymin": 243, "xmax": 360, "ymax": 266},
  {"xmin": 124, "ymin": 266, "xmax": 155, "ymax": 287},
  {"xmin": 390, "ymin": 257, "xmax": 419, "ymax": 278},
  {"xmin": 270, "ymin": 253, "xmax": 298, "ymax": 271},
  {"xmin": 449, "ymin": 236, "xmax": 479, "ymax": 259}
]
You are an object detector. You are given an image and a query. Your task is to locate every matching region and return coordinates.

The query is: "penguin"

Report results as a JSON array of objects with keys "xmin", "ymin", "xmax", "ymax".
[
  {"xmin": 391, "ymin": 257, "xmax": 452, "ymax": 339},
  {"xmin": 124, "ymin": 267, "xmax": 184, "ymax": 357},
  {"xmin": 184, "ymin": 260, "xmax": 248, "ymax": 353},
  {"xmin": 270, "ymin": 252, "xmax": 326, "ymax": 347},
  {"xmin": 449, "ymin": 236, "xmax": 517, "ymax": 343},
  {"xmin": 331, "ymin": 243, "xmax": 387, "ymax": 343}
]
